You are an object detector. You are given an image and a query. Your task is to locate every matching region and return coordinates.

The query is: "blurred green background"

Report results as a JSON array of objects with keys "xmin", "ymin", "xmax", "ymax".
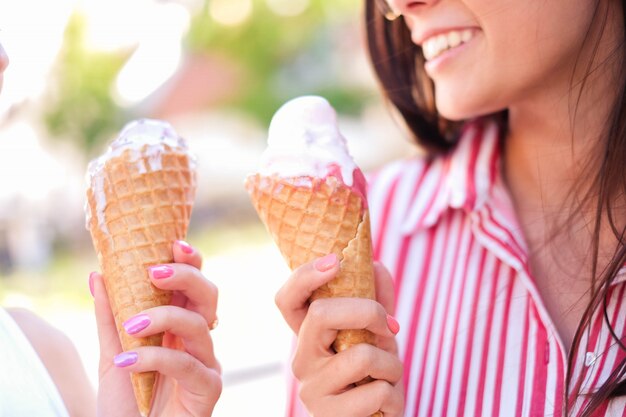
[{"xmin": 0, "ymin": 0, "xmax": 411, "ymax": 414}]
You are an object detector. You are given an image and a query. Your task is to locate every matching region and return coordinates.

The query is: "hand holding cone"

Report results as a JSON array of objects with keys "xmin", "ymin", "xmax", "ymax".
[
  {"xmin": 86, "ymin": 119, "xmax": 196, "ymax": 416},
  {"xmin": 245, "ymin": 96, "xmax": 383, "ymax": 417}
]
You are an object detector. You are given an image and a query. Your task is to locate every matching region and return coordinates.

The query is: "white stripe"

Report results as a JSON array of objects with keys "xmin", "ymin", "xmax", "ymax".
[
  {"xmin": 463, "ymin": 253, "xmax": 498, "ymax": 417},
  {"xmin": 447, "ymin": 124, "xmax": 476, "ymax": 208},
  {"xmin": 431, "ymin": 213, "xmax": 474, "ymax": 417},
  {"xmin": 543, "ymin": 332, "xmax": 559, "ymax": 416},
  {"xmin": 394, "ymin": 232, "xmax": 427, "ymax": 361},
  {"xmin": 498, "ymin": 278, "xmax": 526, "ymax": 416},
  {"xmin": 521, "ymin": 309, "xmax": 538, "ymax": 416},
  {"xmin": 378, "ymin": 161, "xmax": 424, "ymax": 270},
  {"xmin": 401, "ymin": 157, "xmax": 446, "ymax": 234},
  {"xmin": 472, "ymin": 122, "xmax": 499, "ymax": 209},
  {"xmin": 404, "ymin": 217, "xmax": 450, "ymax": 416},
  {"xmin": 446, "ymin": 241, "xmax": 483, "ymax": 416},
  {"xmin": 367, "ymin": 160, "xmax": 406, "ymax": 246},
  {"xmin": 415, "ymin": 213, "xmax": 463, "ymax": 416},
  {"xmin": 480, "ymin": 262, "xmax": 508, "ymax": 417}
]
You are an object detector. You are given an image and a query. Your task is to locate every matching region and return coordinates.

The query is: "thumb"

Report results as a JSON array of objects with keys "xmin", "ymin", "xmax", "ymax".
[
  {"xmin": 90, "ymin": 272, "xmax": 122, "ymax": 370},
  {"xmin": 373, "ymin": 262, "xmax": 396, "ymax": 315}
]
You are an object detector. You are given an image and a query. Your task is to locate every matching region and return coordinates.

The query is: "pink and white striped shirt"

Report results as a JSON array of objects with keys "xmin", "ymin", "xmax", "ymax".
[{"xmin": 287, "ymin": 118, "xmax": 626, "ymax": 417}]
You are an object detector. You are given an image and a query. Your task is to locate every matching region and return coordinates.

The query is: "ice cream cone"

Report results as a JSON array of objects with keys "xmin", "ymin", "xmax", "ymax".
[
  {"xmin": 86, "ymin": 120, "xmax": 196, "ymax": 417},
  {"xmin": 248, "ymin": 95, "xmax": 383, "ymax": 417},
  {"xmin": 245, "ymin": 173, "xmax": 376, "ymax": 351}
]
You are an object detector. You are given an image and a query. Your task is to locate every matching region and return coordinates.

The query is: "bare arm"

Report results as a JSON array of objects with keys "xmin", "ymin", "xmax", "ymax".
[{"xmin": 8, "ymin": 308, "xmax": 96, "ymax": 417}]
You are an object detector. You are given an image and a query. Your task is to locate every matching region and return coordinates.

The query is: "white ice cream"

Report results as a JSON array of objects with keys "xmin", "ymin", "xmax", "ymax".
[
  {"xmin": 259, "ymin": 96, "xmax": 358, "ymax": 186},
  {"xmin": 85, "ymin": 119, "xmax": 195, "ymax": 232}
]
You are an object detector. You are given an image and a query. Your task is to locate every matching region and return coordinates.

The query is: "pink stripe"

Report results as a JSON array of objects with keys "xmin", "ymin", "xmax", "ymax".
[
  {"xmin": 457, "ymin": 249, "xmax": 488, "ymax": 416},
  {"xmin": 405, "ymin": 159, "xmax": 432, "ymax": 221},
  {"xmin": 577, "ymin": 283, "xmax": 626, "ymax": 415},
  {"xmin": 488, "ymin": 126, "xmax": 500, "ymax": 188},
  {"xmin": 425, "ymin": 214, "xmax": 468, "ymax": 416},
  {"xmin": 464, "ymin": 124, "xmax": 484, "ymax": 211},
  {"xmin": 491, "ymin": 268, "xmax": 516, "ymax": 417},
  {"xmin": 514, "ymin": 296, "xmax": 531, "ymax": 417},
  {"xmin": 568, "ymin": 291, "xmax": 606, "ymax": 408},
  {"xmin": 392, "ymin": 163, "xmax": 430, "ymax": 304},
  {"xmin": 372, "ymin": 173, "xmax": 401, "ymax": 262},
  {"xmin": 413, "ymin": 160, "xmax": 446, "ymax": 229},
  {"xmin": 529, "ymin": 305, "xmax": 547, "ymax": 416},
  {"xmin": 554, "ymin": 342, "xmax": 565, "ymax": 417},
  {"xmin": 402, "ymin": 226, "xmax": 437, "ymax": 395},
  {"xmin": 393, "ymin": 235, "xmax": 412, "ymax": 308},
  {"xmin": 485, "ymin": 205, "xmax": 526, "ymax": 264},
  {"xmin": 439, "ymin": 238, "xmax": 477, "ymax": 416},
  {"xmin": 411, "ymin": 216, "xmax": 454, "ymax": 413},
  {"xmin": 473, "ymin": 260, "xmax": 502, "ymax": 417},
  {"xmin": 287, "ymin": 376, "xmax": 299, "ymax": 417}
]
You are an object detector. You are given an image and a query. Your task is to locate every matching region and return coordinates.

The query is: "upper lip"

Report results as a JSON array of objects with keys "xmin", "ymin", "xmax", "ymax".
[{"xmin": 412, "ymin": 26, "xmax": 479, "ymax": 46}]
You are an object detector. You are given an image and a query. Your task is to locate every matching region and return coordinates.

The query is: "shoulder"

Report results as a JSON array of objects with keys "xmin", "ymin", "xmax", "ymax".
[
  {"xmin": 7, "ymin": 308, "xmax": 71, "ymax": 352},
  {"xmin": 7, "ymin": 308, "xmax": 96, "ymax": 417}
]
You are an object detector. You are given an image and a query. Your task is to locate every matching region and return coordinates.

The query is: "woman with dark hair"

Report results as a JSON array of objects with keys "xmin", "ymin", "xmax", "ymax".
[{"xmin": 275, "ymin": 0, "xmax": 626, "ymax": 416}]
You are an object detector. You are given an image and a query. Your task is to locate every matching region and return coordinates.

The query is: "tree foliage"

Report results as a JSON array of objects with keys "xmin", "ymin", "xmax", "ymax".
[{"xmin": 43, "ymin": 12, "xmax": 130, "ymax": 157}]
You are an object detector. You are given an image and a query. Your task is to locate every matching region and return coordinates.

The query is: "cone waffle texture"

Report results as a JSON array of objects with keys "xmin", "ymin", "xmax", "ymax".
[
  {"xmin": 245, "ymin": 173, "xmax": 377, "ymax": 351},
  {"xmin": 87, "ymin": 145, "xmax": 196, "ymax": 417}
]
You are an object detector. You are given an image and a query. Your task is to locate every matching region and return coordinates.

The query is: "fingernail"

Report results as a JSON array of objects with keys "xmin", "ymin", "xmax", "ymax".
[
  {"xmin": 114, "ymin": 352, "xmax": 138, "ymax": 368},
  {"xmin": 177, "ymin": 240, "xmax": 193, "ymax": 254},
  {"xmin": 123, "ymin": 314, "xmax": 151, "ymax": 335},
  {"xmin": 386, "ymin": 314, "xmax": 400, "ymax": 335},
  {"xmin": 88, "ymin": 272, "xmax": 96, "ymax": 297},
  {"xmin": 149, "ymin": 265, "xmax": 174, "ymax": 279},
  {"xmin": 314, "ymin": 254, "xmax": 338, "ymax": 272}
]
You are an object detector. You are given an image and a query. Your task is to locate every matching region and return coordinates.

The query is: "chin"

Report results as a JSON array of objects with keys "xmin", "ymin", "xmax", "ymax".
[{"xmin": 435, "ymin": 89, "xmax": 504, "ymax": 122}]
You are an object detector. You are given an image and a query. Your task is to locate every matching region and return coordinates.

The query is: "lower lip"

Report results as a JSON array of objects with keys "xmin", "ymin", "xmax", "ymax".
[{"xmin": 424, "ymin": 35, "xmax": 477, "ymax": 75}]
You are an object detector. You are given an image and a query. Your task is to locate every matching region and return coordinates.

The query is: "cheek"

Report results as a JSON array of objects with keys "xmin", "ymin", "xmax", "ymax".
[{"xmin": 431, "ymin": 0, "xmax": 594, "ymax": 119}]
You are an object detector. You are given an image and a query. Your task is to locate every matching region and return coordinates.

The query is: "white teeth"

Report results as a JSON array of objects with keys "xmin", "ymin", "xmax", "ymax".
[
  {"xmin": 447, "ymin": 31, "xmax": 461, "ymax": 48},
  {"xmin": 421, "ymin": 29, "xmax": 475, "ymax": 61}
]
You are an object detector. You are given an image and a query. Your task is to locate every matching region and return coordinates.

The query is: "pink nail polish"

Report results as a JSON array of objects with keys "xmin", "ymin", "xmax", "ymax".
[
  {"xmin": 88, "ymin": 272, "xmax": 96, "ymax": 297},
  {"xmin": 149, "ymin": 265, "xmax": 174, "ymax": 279},
  {"xmin": 314, "ymin": 254, "xmax": 338, "ymax": 272},
  {"xmin": 114, "ymin": 352, "xmax": 138, "ymax": 367},
  {"xmin": 177, "ymin": 240, "xmax": 193, "ymax": 254},
  {"xmin": 123, "ymin": 314, "xmax": 151, "ymax": 335},
  {"xmin": 386, "ymin": 314, "xmax": 400, "ymax": 335}
]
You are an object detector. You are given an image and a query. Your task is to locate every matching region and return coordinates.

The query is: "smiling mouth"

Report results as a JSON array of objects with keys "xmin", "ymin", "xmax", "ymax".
[{"xmin": 422, "ymin": 29, "xmax": 475, "ymax": 61}]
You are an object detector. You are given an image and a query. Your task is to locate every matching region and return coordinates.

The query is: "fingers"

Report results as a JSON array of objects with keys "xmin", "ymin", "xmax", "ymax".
[
  {"xmin": 303, "ymin": 343, "xmax": 403, "ymax": 394},
  {"xmin": 334, "ymin": 380, "xmax": 404, "ymax": 417},
  {"xmin": 91, "ymin": 272, "xmax": 123, "ymax": 371},
  {"xmin": 113, "ymin": 346, "xmax": 222, "ymax": 399},
  {"xmin": 122, "ymin": 306, "xmax": 220, "ymax": 372},
  {"xmin": 148, "ymin": 262, "xmax": 218, "ymax": 327},
  {"xmin": 301, "ymin": 380, "xmax": 404, "ymax": 417},
  {"xmin": 275, "ymin": 253, "xmax": 340, "ymax": 334},
  {"xmin": 172, "ymin": 240, "xmax": 202, "ymax": 270},
  {"xmin": 374, "ymin": 262, "xmax": 396, "ymax": 316},
  {"xmin": 299, "ymin": 298, "xmax": 397, "ymax": 355}
]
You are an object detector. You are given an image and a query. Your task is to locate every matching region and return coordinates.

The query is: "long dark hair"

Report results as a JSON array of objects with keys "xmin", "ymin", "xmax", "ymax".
[{"xmin": 364, "ymin": 0, "xmax": 626, "ymax": 415}]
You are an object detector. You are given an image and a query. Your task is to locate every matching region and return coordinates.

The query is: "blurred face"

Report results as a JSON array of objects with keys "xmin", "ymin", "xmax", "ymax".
[
  {"xmin": 386, "ymin": 0, "xmax": 602, "ymax": 120},
  {"xmin": 0, "ymin": 43, "xmax": 8, "ymax": 94}
]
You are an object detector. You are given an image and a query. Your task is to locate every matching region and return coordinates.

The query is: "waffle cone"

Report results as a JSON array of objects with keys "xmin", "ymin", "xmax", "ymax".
[
  {"xmin": 245, "ymin": 173, "xmax": 376, "ymax": 351},
  {"xmin": 87, "ymin": 145, "xmax": 196, "ymax": 417}
]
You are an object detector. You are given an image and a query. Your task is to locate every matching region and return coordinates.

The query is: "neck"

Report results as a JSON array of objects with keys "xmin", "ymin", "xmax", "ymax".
[{"xmin": 503, "ymin": 10, "xmax": 623, "ymax": 247}]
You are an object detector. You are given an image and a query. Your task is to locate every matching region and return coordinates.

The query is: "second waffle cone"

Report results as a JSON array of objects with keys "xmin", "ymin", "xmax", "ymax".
[
  {"xmin": 245, "ymin": 173, "xmax": 377, "ymax": 352},
  {"xmin": 87, "ymin": 145, "xmax": 195, "ymax": 417}
]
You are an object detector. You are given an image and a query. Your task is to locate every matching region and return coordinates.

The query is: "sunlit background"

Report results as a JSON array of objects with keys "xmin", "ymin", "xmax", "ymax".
[{"xmin": 0, "ymin": 0, "xmax": 413, "ymax": 415}]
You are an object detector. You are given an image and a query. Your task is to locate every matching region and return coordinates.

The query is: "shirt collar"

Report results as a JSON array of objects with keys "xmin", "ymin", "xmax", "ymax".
[{"xmin": 401, "ymin": 118, "xmax": 502, "ymax": 234}]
